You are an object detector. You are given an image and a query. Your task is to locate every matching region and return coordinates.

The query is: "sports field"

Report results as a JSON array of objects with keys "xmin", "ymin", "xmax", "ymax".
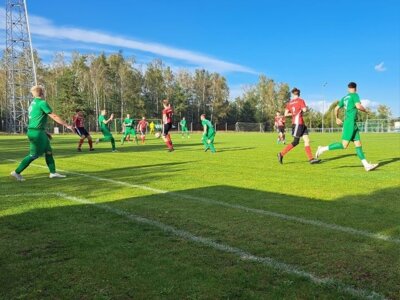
[{"xmin": 1, "ymin": 132, "xmax": 399, "ymax": 299}]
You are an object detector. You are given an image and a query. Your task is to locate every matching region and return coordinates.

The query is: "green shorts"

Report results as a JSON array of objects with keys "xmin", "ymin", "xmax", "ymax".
[
  {"xmin": 342, "ymin": 122, "xmax": 360, "ymax": 142},
  {"xmin": 27, "ymin": 129, "xmax": 52, "ymax": 157},
  {"xmin": 203, "ymin": 132, "xmax": 215, "ymax": 143},
  {"xmin": 124, "ymin": 128, "xmax": 136, "ymax": 135}
]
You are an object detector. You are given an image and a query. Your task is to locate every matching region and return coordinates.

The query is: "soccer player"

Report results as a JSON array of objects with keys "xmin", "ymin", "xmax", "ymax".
[
  {"xmin": 73, "ymin": 109, "xmax": 94, "ymax": 151},
  {"xmin": 11, "ymin": 85, "xmax": 73, "ymax": 181},
  {"xmin": 162, "ymin": 99, "xmax": 174, "ymax": 152},
  {"xmin": 96, "ymin": 110, "xmax": 116, "ymax": 152},
  {"xmin": 180, "ymin": 117, "xmax": 190, "ymax": 138},
  {"xmin": 137, "ymin": 117, "xmax": 148, "ymax": 144},
  {"xmin": 200, "ymin": 114, "xmax": 216, "ymax": 153},
  {"xmin": 274, "ymin": 111, "xmax": 286, "ymax": 144},
  {"xmin": 149, "ymin": 121, "xmax": 155, "ymax": 135},
  {"xmin": 315, "ymin": 82, "xmax": 378, "ymax": 171},
  {"xmin": 277, "ymin": 88, "xmax": 320, "ymax": 164},
  {"xmin": 121, "ymin": 114, "xmax": 138, "ymax": 145}
]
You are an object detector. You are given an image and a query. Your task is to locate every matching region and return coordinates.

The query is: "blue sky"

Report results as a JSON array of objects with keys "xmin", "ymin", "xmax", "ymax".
[{"xmin": 1, "ymin": 0, "xmax": 399, "ymax": 115}]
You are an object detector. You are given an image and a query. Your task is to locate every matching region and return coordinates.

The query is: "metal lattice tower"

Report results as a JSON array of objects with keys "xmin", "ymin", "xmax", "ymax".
[{"xmin": 5, "ymin": 0, "xmax": 37, "ymax": 133}]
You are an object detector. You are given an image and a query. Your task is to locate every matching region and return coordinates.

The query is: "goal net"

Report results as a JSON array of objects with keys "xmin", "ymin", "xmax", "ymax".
[{"xmin": 235, "ymin": 122, "xmax": 265, "ymax": 132}]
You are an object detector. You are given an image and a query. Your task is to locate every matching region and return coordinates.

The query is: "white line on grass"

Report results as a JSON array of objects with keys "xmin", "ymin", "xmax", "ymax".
[
  {"xmin": 5, "ymin": 159, "xmax": 400, "ymax": 245},
  {"xmin": 0, "ymin": 192, "xmax": 386, "ymax": 300}
]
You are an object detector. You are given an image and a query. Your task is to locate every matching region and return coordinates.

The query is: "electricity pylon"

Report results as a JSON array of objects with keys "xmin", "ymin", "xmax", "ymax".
[{"xmin": 5, "ymin": 0, "xmax": 37, "ymax": 133}]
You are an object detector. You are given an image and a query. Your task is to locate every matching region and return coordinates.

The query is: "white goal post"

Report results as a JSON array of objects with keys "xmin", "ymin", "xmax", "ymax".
[{"xmin": 235, "ymin": 122, "xmax": 265, "ymax": 132}]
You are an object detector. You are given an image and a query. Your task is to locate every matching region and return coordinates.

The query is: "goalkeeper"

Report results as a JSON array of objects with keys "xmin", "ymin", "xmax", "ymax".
[{"xmin": 200, "ymin": 114, "xmax": 216, "ymax": 153}]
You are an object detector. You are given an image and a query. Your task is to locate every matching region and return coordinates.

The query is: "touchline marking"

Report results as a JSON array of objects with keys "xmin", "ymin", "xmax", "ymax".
[
  {"xmin": 0, "ymin": 192, "xmax": 386, "ymax": 300},
  {"xmin": 6, "ymin": 159, "xmax": 400, "ymax": 245}
]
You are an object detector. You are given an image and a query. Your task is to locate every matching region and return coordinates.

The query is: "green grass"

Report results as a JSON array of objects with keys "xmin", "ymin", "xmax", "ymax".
[{"xmin": 0, "ymin": 132, "xmax": 399, "ymax": 299}]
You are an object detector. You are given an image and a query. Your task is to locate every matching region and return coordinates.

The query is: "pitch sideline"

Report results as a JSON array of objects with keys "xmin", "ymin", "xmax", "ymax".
[{"xmin": 0, "ymin": 192, "xmax": 386, "ymax": 300}]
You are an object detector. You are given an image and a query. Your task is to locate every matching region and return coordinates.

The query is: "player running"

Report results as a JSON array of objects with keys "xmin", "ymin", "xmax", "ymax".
[
  {"xmin": 96, "ymin": 110, "xmax": 116, "ymax": 152},
  {"xmin": 277, "ymin": 88, "xmax": 320, "ymax": 164},
  {"xmin": 274, "ymin": 111, "xmax": 286, "ymax": 144},
  {"xmin": 137, "ymin": 117, "xmax": 148, "ymax": 144},
  {"xmin": 180, "ymin": 117, "xmax": 190, "ymax": 138},
  {"xmin": 315, "ymin": 82, "xmax": 378, "ymax": 171},
  {"xmin": 201, "ymin": 114, "xmax": 216, "ymax": 153},
  {"xmin": 162, "ymin": 99, "xmax": 174, "ymax": 152},
  {"xmin": 121, "ymin": 114, "xmax": 138, "ymax": 145},
  {"xmin": 11, "ymin": 85, "xmax": 73, "ymax": 181},
  {"xmin": 73, "ymin": 109, "xmax": 94, "ymax": 151}
]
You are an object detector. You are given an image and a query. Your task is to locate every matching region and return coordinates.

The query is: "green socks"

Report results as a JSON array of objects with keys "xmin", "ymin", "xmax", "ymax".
[
  {"xmin": 16, "ymin": 154, "xmax": 55, "ymax": 174},
  {"xmin": 355, "ymin": 146, "xmax": 366, "ymax": 160},
  {"xmin": 15, "ymin": 155, "xmax": 36, "ymax": 174},
  {"xmin": 111, "ymin": 137, "xmax": 116, "ymax": 151},
  {"xmin": 45, "ymin": 154, "xmax": 56, "ymax": 173},
  {"xmin": 328, "ymin": 142, "xmax": 344, "ymax": 150}
]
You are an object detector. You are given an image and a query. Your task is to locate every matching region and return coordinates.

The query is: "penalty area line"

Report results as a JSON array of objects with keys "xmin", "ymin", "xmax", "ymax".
[
  {"xmin": 57, "ymin": 192, "xmax": 388, "ymax": 300},
  {"xmin": 0, "ymin": 191, "xmax": 388, "ymax": 299},
  {"xmin": 6, "ymin": 159, "xmax": 400, "ymax": 245}
]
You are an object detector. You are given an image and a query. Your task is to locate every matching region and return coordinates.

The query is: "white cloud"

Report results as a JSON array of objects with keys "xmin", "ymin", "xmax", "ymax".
[
  {"xmin": 0, "ymin": 6, "xmax": 255, "ymax": 74},
  {"xmin": 374, "ymin": 62, "xmax": 386, "ymax": 72},
  {"xmin": 307, "ymin": 101, "xmax": 333, "ymax": 113},
  {"xmin": 361, "ymin": 99, "xmax": 379, "ymax": 111}
]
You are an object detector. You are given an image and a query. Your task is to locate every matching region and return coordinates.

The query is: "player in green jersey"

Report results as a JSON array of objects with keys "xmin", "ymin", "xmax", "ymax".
[
  {"xmin": 315, "ymin": 82, "xmax": 378, "ymax": 171},
  {"xmin": 121, "ymin": 114, "xmax": 138, "ymax": 145},
  {"xmin": 180, "ymin": 117, "xmax": 190, "ymax": 138},
  {"xmin": 200, "ymin": 114, "xmax": 216, "ymax": 153},
  {"xmin": 96, "ymin": 109, "xmax": 116, "ymax": 152},
  {"xmin": 11, "ymin": 85, "xmax": 74, "ymax": 181}
]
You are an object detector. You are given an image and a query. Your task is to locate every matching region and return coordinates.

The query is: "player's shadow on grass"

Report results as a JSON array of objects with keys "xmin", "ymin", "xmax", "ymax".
[
  {"xmin": 319, "ymin": 153, "xmax": 355, "ymax": 163},
  {"xmin": 0, "ymin": 184, "xmax": 399, "ymax": 299},
  {"xmin": 378, "ymin": 157, "xmax": 400, "ymax": 167}
]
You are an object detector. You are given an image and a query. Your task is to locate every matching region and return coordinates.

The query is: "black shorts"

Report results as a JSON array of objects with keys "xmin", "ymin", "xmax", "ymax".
[
  {"xmin": 278, "ymin": 126, "xmax": 285, "ymax": 134},
  {"xmin": 162, "ymin": 123, "xmax": 172, "ymax": 136},
  {"xmin": 292, "ymin": 124, "xmax": 308, "ymax": 138},
  {"xmin": 75, "ymin": 127, "xmax": 89, "ymax": 137}
]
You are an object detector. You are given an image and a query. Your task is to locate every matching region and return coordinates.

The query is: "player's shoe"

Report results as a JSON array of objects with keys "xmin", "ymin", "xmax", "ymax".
[
  {"xmin": 95, "ymin": 138, "xmax": 100, "ymax": 144},
  {"xmin": 204, "ymin": 147, "xmax": 209, "ymax": 152},
  {"xmin": 89, "ymin": 148, "xmax": 95, "ymax": 151},
  {"xmin": 277, "ymin": 153, "xmax": 283, "ymax": 164},
  {"xmin": 365, "ymin": 163, "xmax": 379, "ymax": 172},
  {"xmin": 49, "ymin": 173, "xmax": 67, "ymax": 179},
  {"xmin": 77, "ymin": 148, "xmax": 82, "ymax": 152},
  {"xmin": 315, "ymin": 146, "xmax": 323, "ymax": 158},
  {"xmin": 10, "ymin": 171, "xmax": 25, "ymax": 181},
  {"xmin": 112, "ymin": 149, "xmax": 118, "ymax": 152},
  {"xmin": 168, "ymin": 148, "xmax": 174, "ymax": 152},
  {"xmin": 309, "ymin": 158, "xmax": 321, "ymax": 164}
]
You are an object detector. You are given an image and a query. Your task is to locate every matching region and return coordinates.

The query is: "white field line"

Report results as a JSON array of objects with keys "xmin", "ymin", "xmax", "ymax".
[
  {"xmin": 0, "ymin": 192, "xmax": 387, "ymax": 300},
  {"xmin": 5, "ymin": 159, "xmax": 400, "ymax": 245}
]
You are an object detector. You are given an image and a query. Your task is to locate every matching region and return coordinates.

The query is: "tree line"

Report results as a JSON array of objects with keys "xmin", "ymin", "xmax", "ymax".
[{"xmin": 0, "ymin": 50, "xmax": 392, "ymax": 132}]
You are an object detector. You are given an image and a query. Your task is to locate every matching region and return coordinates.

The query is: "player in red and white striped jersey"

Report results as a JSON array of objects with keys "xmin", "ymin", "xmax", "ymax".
[
  {"xmin": 277, "ymin": 88, "xmax": 320, "ymax": 164},
  {"xmin": 73, "ymin": 109, "xmax": 94, "ymax": 152},
  {"xmin": 274, "ymin": 111, "xmax": 286, "ymax": 144}
]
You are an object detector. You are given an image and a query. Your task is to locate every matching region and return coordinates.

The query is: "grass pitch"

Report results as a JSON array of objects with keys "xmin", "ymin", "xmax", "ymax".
[{"xmin": 0, "ymin": 132, "xmax": 399, "ymax": 299}]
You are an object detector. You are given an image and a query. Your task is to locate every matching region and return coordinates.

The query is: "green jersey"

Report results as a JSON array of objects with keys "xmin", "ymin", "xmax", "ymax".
[
  {"xmin": 180, "ymin": 119, "xmax": 187, "ymax": 128},
  {"xmin": 99, "ymin": 115, "xmax": 109, "ymax": 131},
  {"xmin": 27, "ymin": 97, "xmax": 52, "ymax": 130},
  {"xmin": 338, "ymin": 93, "xmax": 361, "ymax": 123},
  {"xmin": 124, "ymin": 118, "xmax": 134, "ymax": 127},
  {"xmin": 202, "ymin": 119, "xmax": 214, "ymax": 134}
]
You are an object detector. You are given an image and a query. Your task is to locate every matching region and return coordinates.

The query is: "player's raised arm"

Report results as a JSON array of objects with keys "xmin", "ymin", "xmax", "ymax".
[
  {"xmin": 48, "ymin": 113, "xmax": 73, "ymax": 131},
  {"xmin": 355, "ymin": 102, "xmax": 368, "ymax": 113}
]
